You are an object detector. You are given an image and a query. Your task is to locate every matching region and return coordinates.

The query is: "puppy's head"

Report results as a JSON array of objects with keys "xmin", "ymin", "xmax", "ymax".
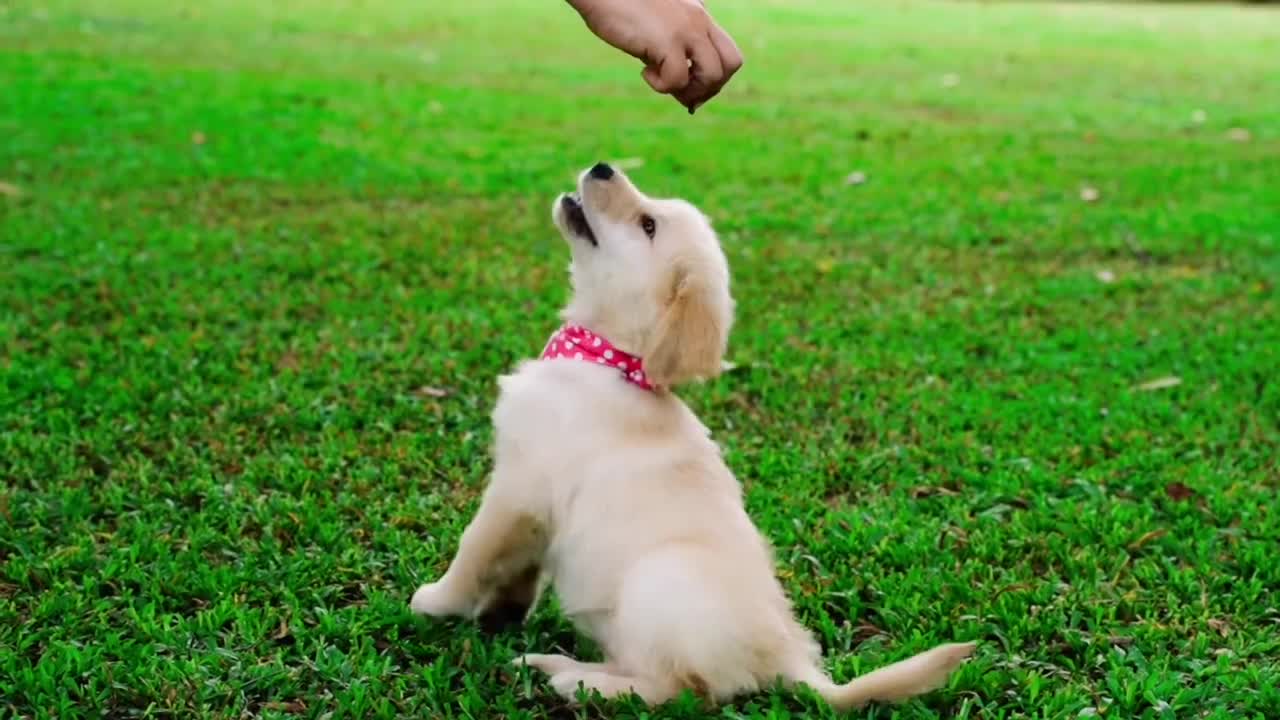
[{"xmin": 552, "ymin": 163, "xmax": 734, "ymax": 388}]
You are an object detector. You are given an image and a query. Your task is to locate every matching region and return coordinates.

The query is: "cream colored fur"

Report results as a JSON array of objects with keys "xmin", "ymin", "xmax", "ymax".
[{"xmin": 410, "ymin": 164, "xmax": 975, "ymax": 709}]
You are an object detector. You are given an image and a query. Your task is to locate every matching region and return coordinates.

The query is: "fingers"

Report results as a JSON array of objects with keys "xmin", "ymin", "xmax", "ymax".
[
  {"xmin": 585, "ymin": 0, "xmax": 742, "ymax": 113},
  {"xmin": 710, "ymin": 24, "xmax": 744, "ymax": 80},
  {"xmin": 641, "ymin": 45, "xmax": 691, "ymax": 94},
  {"xmin": 674, "ymin": 31, "xmax": 725, "ymax": 111},
  {"xmin": 660, "ymin": 23, "xmax": 744, "ymax": 113}
]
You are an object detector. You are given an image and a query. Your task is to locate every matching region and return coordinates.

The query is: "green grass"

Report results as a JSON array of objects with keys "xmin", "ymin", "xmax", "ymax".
[{"xmin": 3, "ymin": 0, "xmax": 1279, "ymax": 717}]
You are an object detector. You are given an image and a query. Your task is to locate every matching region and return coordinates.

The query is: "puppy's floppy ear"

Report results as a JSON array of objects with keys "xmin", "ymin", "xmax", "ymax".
[{"xmin": 644, "ymin": 257, "xmax": 733, "ymax": 388}]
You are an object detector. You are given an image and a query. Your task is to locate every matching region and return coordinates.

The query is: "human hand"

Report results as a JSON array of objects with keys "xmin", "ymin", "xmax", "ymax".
[{"xmin": 567, "ymin": 0, "xmax": 743, "ymax": 113}]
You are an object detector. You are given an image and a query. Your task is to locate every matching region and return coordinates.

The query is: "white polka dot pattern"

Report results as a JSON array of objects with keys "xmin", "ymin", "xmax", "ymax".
[{"xmin": 539, "ymin": 324, "xmax": 654, "ymax": 391}]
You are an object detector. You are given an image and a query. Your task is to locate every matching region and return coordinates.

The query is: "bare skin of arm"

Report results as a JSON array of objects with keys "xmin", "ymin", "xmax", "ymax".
[{"xmin": 565, "ymin": 0, "xmax": 744, "ymax": 113}]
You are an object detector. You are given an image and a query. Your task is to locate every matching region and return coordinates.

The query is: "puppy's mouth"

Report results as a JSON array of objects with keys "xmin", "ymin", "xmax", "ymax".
[{"xmin": 560, "ymin": 193, "xmax": 597, "ymax": 247}]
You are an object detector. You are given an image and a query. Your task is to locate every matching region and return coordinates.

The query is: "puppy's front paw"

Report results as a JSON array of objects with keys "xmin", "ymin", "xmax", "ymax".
[
  {"xmin": 512, "ymin": 653, "xmax": 577, "ymax": 676},
  {"xmin": 903, "ymin": 641, "xmax": 978, "ymax": 696},
  {"xmin": 409, "ymin": 582, "xmax": 467, "ymax": 617},
  {"xmin": 548, "ymin": 671, "xmax": 591, "ymax": 702},
  {"xmin": 929, "ymin": 642, "xmax": 978, "ymax": 673}
]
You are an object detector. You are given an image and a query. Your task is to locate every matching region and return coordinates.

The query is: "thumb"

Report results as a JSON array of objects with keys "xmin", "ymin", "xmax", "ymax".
[{"xmin": 641, "ymin": 49, "xmax": 690, "ymax": 94}]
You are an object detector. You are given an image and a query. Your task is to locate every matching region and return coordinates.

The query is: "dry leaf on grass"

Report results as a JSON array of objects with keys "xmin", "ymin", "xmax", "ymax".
[
  {"xmin": 851, "ymin": 622, "xmax": 887, "ymax": 642},
  {"xmin": 416, "ymin": 386, "xmax": 451, "ymax": 398},
  {"xmin": 0, "ymin": 181, "xmax": 22, "ymax": 197},
  {"xmin": 994, "ymin": 583, "xmax": 1034, "ymax": 598},
  {"xmin": 1206, "ymin": 618, "xmax": 1230, "ymax": 637},
  {"xmin": 191, "ymin": 131, "xmax": 206, "ymax": 145},
  {"xmin": 1135, "ymin": 376, "xmax": 1182, "ymax": 392},
  {"xmin": 1226, "ymin": 127, "xmax": 1251, "ymax": 142},
  {"xmin": 911, "ymin": 485, "xmax": 960, "ymax": 499},
  {"xmin": 1128, "ymin": 528, "xmax": 1168, "ymax": 550},
  {"xmin": 1164, "ymin": 481, "xmax": 1195, "ymax": 501},
  {"xmin": 936, "ymin": 525, "xmax": 969, "ymax": 549}
]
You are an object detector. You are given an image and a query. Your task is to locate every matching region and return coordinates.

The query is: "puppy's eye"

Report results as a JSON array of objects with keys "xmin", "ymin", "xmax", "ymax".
[{"xmin": 639, "ymin": 214, "xmax": 656, "ymax": 239}]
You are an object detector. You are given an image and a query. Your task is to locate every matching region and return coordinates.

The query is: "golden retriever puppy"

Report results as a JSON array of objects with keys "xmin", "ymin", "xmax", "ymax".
[{"xmin": 410, "ymin": 162, "xmax": 975, "ymax": 709}]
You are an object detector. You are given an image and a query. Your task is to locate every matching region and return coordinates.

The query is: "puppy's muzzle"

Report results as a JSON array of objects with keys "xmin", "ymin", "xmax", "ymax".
[{"xmin": 560, "ymin": 193, "xmax": 597, "ymax": 246}]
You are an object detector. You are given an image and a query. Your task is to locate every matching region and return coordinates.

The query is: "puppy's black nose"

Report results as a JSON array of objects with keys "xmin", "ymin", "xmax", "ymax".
[{"xmin": 589, "ymin": 162, "xmax": 614, "ymax": 180}]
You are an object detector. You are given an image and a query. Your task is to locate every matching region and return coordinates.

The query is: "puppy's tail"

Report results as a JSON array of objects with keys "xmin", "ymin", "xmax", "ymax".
[{"xmin": 804, "ymin": 641, "xmax": 976, "ymax": 711}]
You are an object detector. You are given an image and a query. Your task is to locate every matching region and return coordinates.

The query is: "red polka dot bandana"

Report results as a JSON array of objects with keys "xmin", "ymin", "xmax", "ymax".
[{"xmin": 540, "ymin": 324, "xmax": 654, "ymax": 391}]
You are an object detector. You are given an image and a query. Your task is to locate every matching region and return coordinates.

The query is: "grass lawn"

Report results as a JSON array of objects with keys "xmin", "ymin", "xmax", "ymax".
[{"xmin": 3, "ymin": 0, "xmax": 1280, "ymax": 717}]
